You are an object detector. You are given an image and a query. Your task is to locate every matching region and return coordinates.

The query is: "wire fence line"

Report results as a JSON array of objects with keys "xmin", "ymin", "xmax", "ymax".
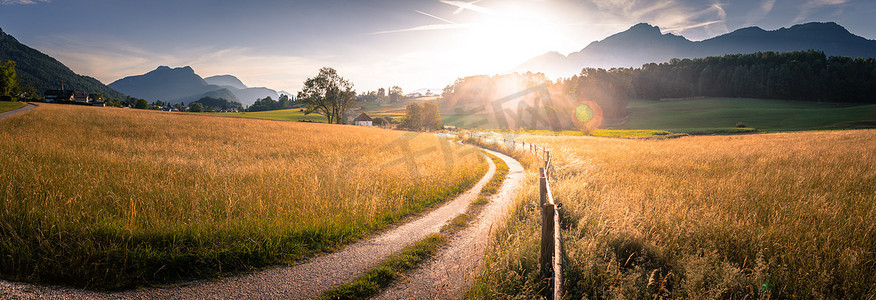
[{"xmin": 466, "ymin": 133, "xmax": 565, "ymax": 300}]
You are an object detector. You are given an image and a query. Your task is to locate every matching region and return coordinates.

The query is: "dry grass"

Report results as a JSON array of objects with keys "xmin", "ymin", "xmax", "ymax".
[
  {"xmin": 0, "ymin": 104, "xmax": 486, "ymax": 289},
  {"xmin": 473, "ymin": 130, "xmax": 876, "ymax": 299}
]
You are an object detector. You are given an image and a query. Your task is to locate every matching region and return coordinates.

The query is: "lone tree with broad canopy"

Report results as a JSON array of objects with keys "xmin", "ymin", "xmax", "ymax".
[{"xmin": 297, "ymin": 67, "xmax": 356, "ymax": 124}]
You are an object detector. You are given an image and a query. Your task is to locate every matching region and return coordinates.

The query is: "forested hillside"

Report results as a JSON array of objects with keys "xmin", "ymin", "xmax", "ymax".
[{"xmin": 0, "ymin": 28, "xmax": 126, "ymax": 99}]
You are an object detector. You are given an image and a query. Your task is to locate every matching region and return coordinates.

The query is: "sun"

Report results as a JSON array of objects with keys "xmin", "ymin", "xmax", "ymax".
[{"xmin": 451, "ymin": 2, "xmax": 580, "ymax": 73}]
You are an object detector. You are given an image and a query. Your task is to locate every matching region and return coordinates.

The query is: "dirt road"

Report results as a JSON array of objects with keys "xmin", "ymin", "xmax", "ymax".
[
  {"xmin": 0, "ymin": 143, "xmax": 524, "ymax": 299},
  {"xmin": 0, "ymin": 103, "xmax": 35, "ymax": 120},
  {"xmin": 374, "ymin": 147, "xmax": 524, "ymax": 299},
  {"xmin": 0, "ymin": 148, "xmax": 500, "ymax": 299}
]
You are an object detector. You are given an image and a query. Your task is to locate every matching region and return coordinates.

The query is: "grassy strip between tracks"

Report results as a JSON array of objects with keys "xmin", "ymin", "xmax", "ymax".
[{"xmin": 318, "ymin": 151, "xmax": 510, "ymax": 300}]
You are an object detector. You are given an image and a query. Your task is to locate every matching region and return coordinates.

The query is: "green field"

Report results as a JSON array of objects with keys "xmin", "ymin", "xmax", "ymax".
[
  {"xmin": 212, "ymin": 108, "xmax": 327, "ymax": 122},
  {"xmin": 0, "ymin": 100, "xmax": 25, "ymax": 113},
  {"xmin": 614, "ymin": 98, "xmax": 876, "ymax": 131}
]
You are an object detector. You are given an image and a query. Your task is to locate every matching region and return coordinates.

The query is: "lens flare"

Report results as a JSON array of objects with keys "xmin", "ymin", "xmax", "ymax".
[{"xmin": 572, "ymin": 101, "xmax": 603, "ymax": 133}]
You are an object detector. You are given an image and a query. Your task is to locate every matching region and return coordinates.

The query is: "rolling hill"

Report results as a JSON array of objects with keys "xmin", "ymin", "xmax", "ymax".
[
  {"xmin": 518, "ymin": 22, "xmax": 876, "ymax": 78},
  {"xmin": 204, "ymin": 75, "xmax": 280, "ymax": 105},
  {"xmin": 203, "ymin": 75, "xmax": 247, "ymax": 90},
  {"xmin": 0, "ymin": 27, "xmax": 126, "ymax": 99}
]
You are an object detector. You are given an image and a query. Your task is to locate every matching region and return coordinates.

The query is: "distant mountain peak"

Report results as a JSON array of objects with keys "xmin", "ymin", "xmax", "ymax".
[
  {"xmin": 628, "ymin": 23, "xmax": 662, "ymax": 35},
  {"xmin": 111, "ymin": 66, "xmax": 279, "ymax": 106},
  {"xmin": 204, "ymin": 75, "xmax": 247, "ymax": 90},
  {"xmin": 149, "ymin": 65, "xmax": 195, "ymax": 74},
  {"xmin": 516, "ymin": 21, "xmax": 876, "ymax": 79},
  {"xmin": 787, "ymin": 21, "xmax": 851, "ymax": 35}
]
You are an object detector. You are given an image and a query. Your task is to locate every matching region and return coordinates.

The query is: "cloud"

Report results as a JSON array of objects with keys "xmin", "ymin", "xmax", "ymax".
[
  {"xmin": 744, "ymin": 0, "xmax": 776, "ymax": 26},
  {"xmin": 584, "ymin": 0, "xmax": 728, "ymax": 39},
  {"xmin": 1, "ymin": 0, "xmax": 49, "ymax": 5},
  {"xmin": 370, "ymin": 23, "xmax": 470, "ymax": 35},
  {"xmin": 793, "ymin": 0, "xmax": 849, "ymax": 22}
]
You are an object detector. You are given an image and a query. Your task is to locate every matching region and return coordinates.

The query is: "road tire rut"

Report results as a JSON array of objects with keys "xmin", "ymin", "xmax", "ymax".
[{"xmin": 374, "ymin": 147, "xmax": 524, "ymax": 299}]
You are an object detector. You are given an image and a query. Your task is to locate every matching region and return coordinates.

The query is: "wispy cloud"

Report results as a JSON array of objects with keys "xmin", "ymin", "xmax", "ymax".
[
  {"xmin": 440, "ymin": 0, "xmax": 492, "ymax": 15},
  {"xmin": 370, "ymin": 1, "xmax": 481, "ymax": 35},
  {"xmin": 370, "ymin": 23, "xmax": 470, "ymax": 35},
  {"xmin": 794, "ymin": 0, "xmax": 849, "ymax": 22},
  {"xmin": 1, "ymin": 0, "xmax": 49, "ymax": 5},
  {"xmin": 584, "ymin": 0, "xmax": 728, "ymax": 39},
  {"xmin": 744, "ymin": 0, "xmax": 776, "ymax": 26}
]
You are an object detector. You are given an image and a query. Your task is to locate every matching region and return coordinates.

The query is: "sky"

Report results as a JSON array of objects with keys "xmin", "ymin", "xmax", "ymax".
[{"xmin": 1, "ymin": 0, "xmax": 875, "ymax": 94}]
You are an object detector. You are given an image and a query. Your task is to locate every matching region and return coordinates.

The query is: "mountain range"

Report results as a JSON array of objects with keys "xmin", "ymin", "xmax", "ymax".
[
  {"xmin": 109, "ymin": 67, "xmax": 279, "ymax": 106},
  {"xmin": 204, "ymin": 75, "xmax": 281, "ymax": 106},
  {"xmin": 0, "ymin": 27, "xmax": 126, "ymax": 100},
  {"xmin": 517, "ymin": 22, "xmax": 876, "ymax": 78}
]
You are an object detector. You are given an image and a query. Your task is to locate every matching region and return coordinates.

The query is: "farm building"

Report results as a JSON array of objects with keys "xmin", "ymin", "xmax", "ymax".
[
  {"xmin": 353, "ymin": 113, "xmax": 373, "ymax": 126},
  {"xmin": 44, "ymin": 90, "xmax": 74, "ymax": 102},
  {"xmin": 73, "ymin": 93, "xmax": 91, "ymax": 102}
]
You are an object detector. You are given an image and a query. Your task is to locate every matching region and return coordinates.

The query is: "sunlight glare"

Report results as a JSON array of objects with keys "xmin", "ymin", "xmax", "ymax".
[{"xmin": 451, "ymin": 2, "xmax": 579, "ymax": 74}]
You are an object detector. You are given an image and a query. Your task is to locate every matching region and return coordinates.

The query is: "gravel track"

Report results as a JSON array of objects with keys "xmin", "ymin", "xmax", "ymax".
[
  {"xmin": 374, "ymin": 148, "xmax": 524, "ymax": 300},
  {"xmin": 0, "ymin": 103, "xmax": 36, "ymax": 120},
  {"xmin": 0, "ymin": 148, "xmax": 498, "ymax": 299}
]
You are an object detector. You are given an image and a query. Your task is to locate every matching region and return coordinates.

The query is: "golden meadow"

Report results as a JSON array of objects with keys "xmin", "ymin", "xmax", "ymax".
[
  {"xmin": 0, "ymin": 104, "xmax": 486, "ymax": 289},
  {"xmin": 472, "ymin": 130, "xmax": 875, "ymax": 299}
]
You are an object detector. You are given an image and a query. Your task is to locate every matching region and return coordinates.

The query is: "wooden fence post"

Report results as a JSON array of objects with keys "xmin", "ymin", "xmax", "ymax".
[
  {"xmin": 541, "ymin": 203, "xmax": 555, "ymax": 280},
  {"xmin": 545, "ymin": 151, "xmax": 551, "ymax": 178},
  {"xmin": 553, "ymin": 207, "xmax": 564, "ymax": 300},
  {"xmin": 539, "ymin": 168, "xmax": 547, "ymax": 205}
]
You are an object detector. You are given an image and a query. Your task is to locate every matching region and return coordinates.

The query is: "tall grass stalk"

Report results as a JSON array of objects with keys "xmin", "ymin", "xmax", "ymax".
[
  {"xmin": 0, "ymin": 104, "xmax": 486, "ymax": 289},
  {"xmin": 473, "ymin": 130, "xmax": 876, "ymax": 298}
]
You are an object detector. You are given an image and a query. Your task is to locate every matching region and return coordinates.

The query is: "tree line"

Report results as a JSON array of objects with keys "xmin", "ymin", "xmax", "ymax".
[
  {"xmin": 441, "ymin": 50, "xmax": 876, "ymax": 130},
  {"xmin": 356, "ymin": 86, "xmax": 405, "ymax": 104},
  {"xmin": 630, "ymin": 50, "xmax": 876, "ymax": 103},
  {"xmin": 246, "ymin": 94, "xmax": 297, "ymax": 112}
]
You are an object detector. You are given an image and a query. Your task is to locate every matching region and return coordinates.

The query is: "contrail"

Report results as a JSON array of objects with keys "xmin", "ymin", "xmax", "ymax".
[
  {"xmin": 416, "ymin": 10, "xmax": 457, "ymax": 24},
  {"xmin": 440, "ymin": 0, "xmax": 491, "ymax": 15}
]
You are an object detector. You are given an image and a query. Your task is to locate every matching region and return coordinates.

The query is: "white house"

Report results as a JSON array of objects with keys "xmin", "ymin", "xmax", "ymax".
[{"xmin": 353, "ymin": 113, "xmax": 373, "ymax": 126}]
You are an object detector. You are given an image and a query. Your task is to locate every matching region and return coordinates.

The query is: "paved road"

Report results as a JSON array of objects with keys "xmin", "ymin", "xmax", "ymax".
[
  {"xmin": 0, "ymin": 103, "xmax": 36, "ymax": 120},
  {"xmin": 374, "ymin": 147, "xmax": 524, "ymax": 299},
  {"xmin": 0, "ymin": 148, "xmax": 499, "ymax": 299}
]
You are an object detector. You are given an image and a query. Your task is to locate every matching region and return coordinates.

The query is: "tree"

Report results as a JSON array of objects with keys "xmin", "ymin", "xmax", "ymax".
[
  {"xmin": 357, "ymin": 91, "xmax": 378, "ymax": 103},
  {"xmin": 278, "ymin": 94, "xmax": 292, "ymax": 109},
  {"xmin": 134, "ymin": 99, "xmax": 149, "ymax": 109},
  {"xmin": 18, "ymin": 83, "xmax": 39, "ymax": 99},
  {"xmin": 373, "ymin": 116, "xmax": 390, "ymax": 127},
  {"xmin": 297, "ymin": 67, "xmax": 357, "ymax": 124},
  {"xmin": 422, "ymin": 102, "xmax": 443, "ymax": 130},
  {"xmin": 0, "ymin": 60, "xmax": 18, "ymax": 97},
  {"xmin": 247, "ymin": 96, "xmax": 278, "ymax": 112},
  {"xmin": 189, "ymin": 102, "xmax": 204, "ymax": 112},
  {"xmin": 389, "ymin": 86, "xmax": 404, "ymax": 103},
  {"xmin": 400, "ymin": 102, "xmax": 423, "ymax": 130}
]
